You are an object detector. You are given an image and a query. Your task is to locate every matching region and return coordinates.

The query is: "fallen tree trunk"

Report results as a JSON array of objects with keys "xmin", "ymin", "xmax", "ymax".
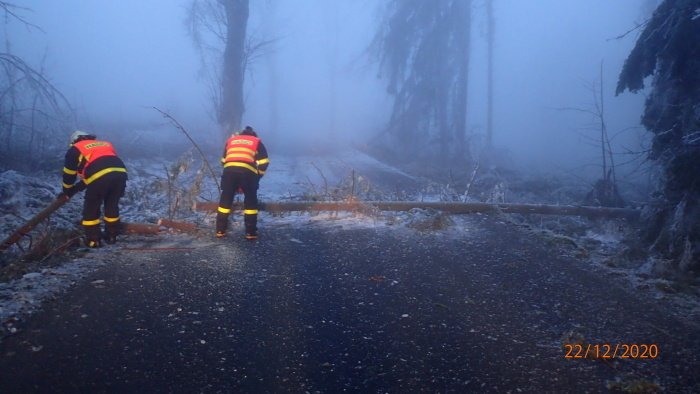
[
  {"xmin": 193, "ymin": 201, "xmax": 640, "ymax": 220},
  {"xmin": 157, "ymin": 218, "xmax": 198, "ymax": 233},
  {"xmin": 1, "ymin": 196, "xmax": 70, "ymax": 252},
  {"xmin": 0, "ymin": 195, "xmax": 164, "ymax": 252},
  {"xmin": 121, "ymin": 222, "xmax": 161, "ymax": 235}
]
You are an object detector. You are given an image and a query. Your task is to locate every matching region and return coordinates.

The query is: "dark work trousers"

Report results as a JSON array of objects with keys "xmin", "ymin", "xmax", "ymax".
[
  {"xmin": 82, "ymin": 172, "xmax": 127, "ymax": 244},
  {"xmin": 216, "ymin": 167, "xmax": 259, "ymax": 234}
]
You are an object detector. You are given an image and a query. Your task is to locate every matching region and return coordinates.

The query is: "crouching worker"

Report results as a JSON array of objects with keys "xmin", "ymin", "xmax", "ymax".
[
  {"xmin": 59, "ymin": 130, "xmax": 127, "ymax": 248},
  {"xmin": 216, "ymin": 126, "xmax": 269, "ymax": 240}
]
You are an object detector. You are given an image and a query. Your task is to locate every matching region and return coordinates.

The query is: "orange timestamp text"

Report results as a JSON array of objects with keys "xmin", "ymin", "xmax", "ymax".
[{"xmin": 564, "ymin": 343, "xmax": 659, "ymax": 359}]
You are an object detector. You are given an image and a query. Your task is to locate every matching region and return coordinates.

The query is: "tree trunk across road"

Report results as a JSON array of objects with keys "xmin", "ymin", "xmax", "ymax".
[
  {"xmin": 194, "ymin": 200, "xmax": 641, "ymax": 220},
  {"xmin": 0, "ymin": 216, "xmax": 697, "ymax": 392}
]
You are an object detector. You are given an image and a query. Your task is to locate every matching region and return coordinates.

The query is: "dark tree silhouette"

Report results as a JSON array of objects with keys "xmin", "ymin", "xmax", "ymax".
[
  {"xmin": 188, "ymin": 0, "xmax": 249, "ymax": 140},
  {"xmin": 0, "ymin": 2, "xmax": 72, "ymax": 165},
  {"xmin": 485, "ymin": 0, "xmax": 495, "ymax": 148},
  {"xmin": 371, "ymin": 0, "xmax": 473, "ymax": 164},
  {"xmin": 220, "ymin": 0, "xmax": 248, "ymax": 135},
  {"xmin": 617, "ymin": 0, "xmax": 700, "ymax": 275}
]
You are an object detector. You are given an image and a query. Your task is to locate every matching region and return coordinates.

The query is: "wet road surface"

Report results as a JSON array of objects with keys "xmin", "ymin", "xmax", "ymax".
[{"xmin": 1, "ymin": 216, "xmax": 699, "ymax": 393}]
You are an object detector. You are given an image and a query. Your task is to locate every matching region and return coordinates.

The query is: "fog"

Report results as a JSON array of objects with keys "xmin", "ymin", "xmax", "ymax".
[{"xmin": 5, "ymin": 0, "xmax": 653, "ymax": 177}]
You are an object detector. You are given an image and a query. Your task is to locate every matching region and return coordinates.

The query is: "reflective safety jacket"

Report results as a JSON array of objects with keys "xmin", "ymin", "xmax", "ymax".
[
  {"xmin": 62, "ymin": 139, "xmax": 127, "ymax": 194},
  {"xmin": 221, "ymin": 134, "xmax": 270, "ymax": 176}
]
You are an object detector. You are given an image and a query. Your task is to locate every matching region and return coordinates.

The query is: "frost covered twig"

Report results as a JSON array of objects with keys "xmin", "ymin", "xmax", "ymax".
[
  {"xmin": 152, "ymin": 107, "xmax": 221, "ymax": 194},
  {"xmin": 463, "ymin": 161, "xmax": 480, "ymax": 201},
  {"xmin": 310, "ymin": 161, "xmax": 328, "ymax": 196}
]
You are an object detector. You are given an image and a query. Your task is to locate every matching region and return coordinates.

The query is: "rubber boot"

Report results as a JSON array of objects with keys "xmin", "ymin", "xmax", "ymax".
[
  {"xmin": 105, "ymin": 221, "xmax": 120, "ymax": 245},
  {"xmin": 244, "ymin": 213, "xmax": 257, "ymax": 240},
  {"xmin": 216, "ymin": 212, "xmax": 230, "ymax": 238},
  {"xmin": 85, "ymin": 225, "xmax": 102, "ymax": 248}
]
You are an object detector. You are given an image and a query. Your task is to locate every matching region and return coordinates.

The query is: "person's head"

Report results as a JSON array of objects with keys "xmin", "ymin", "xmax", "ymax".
[
  {"xmin": 70, "ymin": 130, "xmax": 96, "ymax": 144},
  {"xmin": 240, "ymin": 126, "xmax": 257, "ymax": 137}
]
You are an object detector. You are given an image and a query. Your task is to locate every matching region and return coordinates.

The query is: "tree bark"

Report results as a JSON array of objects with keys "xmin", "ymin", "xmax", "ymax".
[
  {"xmin": 452, "ymin": 0, "xmax": 471, "ymax": 161},
  {"xmin": 486, "ymin": 0, "xmax": 494, "ymax": 147},
  {"xmin": 219, "ymin": 0, "xmax": 249, "ymax": 140},
  {"xmin": 1, "ymin": 196, "xmax": 70, "ymax": 251},
  {"xmin": 158, "ymin": 218, "xmax": 199, "ymax": 233},
  {"xmin": 121, "ymin": 222, "xmax": 161, "ymax": 235}
]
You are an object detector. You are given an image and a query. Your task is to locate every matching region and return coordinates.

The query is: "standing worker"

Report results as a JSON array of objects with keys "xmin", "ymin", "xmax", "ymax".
[
  {"xmin": 216, "ymin": 126, "xmax": 269, "ymax": 240},
  {"xmin": 59, "ymin": 130, "xmax": 128, "ymax": 248}
]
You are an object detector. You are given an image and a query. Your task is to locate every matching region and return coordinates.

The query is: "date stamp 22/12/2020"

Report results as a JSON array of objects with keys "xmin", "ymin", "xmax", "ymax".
[{"xmin": 564, "ymin": 343, "xmax": 659, "ymax": 359}]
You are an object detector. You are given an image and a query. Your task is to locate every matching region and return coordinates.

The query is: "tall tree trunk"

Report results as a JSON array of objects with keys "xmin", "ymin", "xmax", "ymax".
[
  {"xmin": 486, "ymin": 0, "xmax": 494, "ymax": 148},
  {"xmin": 452, "ymin": 0, "xmax": 471, "ymax": 162},
  {"xmin": 4, "ymin": 28, "xmax": 15, "ymax": 153},
  {"xmin": 219, "ymin": 0, "xmax": 249, "ymax": 141},
  {"xmin": 328, "ymin": 4, "xmax": 339, "ymax": 138},
  {"xmin": 263, "ymin": 0, "xmax": 278, "ymax": 137}
]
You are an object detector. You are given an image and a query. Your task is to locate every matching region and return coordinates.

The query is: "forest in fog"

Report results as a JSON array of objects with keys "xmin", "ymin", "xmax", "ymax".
[{"xmin": 0, "ymin": 0, "xmax": 698, "ymax": 278}]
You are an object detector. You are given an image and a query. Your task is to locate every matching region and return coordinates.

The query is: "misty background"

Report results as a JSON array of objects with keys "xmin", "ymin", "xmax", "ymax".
[{"xmin": 4, "ymin": 0, "xmax": 654, "ymax": 179}]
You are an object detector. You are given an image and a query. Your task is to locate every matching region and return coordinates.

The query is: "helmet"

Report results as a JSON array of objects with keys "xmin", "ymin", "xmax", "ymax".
[
  {"xmin": 240, "ymin": 126, "xmax": 257, "ymax": 137},
  {"xmin": 70, "ymin": 130, "xmax": 90, "ymax": 144}
]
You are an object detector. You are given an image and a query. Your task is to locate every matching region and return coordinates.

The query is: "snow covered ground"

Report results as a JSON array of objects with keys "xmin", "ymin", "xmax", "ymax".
[{"xmin": 1, "ymin": 148, "xmax": 698, "ymax": 338}]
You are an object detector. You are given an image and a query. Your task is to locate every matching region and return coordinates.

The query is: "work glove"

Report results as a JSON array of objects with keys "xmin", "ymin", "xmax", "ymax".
[{"xmin": 64, "ymin": 186, "xmax": 79, "ymax": 198}]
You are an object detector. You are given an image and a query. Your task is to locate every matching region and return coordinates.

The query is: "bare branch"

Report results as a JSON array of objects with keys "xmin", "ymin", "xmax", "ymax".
[
  {"xmin": 606, "ymin": 19, "xmax": 649, "ymax": 41},
  {"xmin": 152, "ymin": 106, "xmax": 221, "ymax": 194},
  {"xmin": 0, "ymin": 1, "xmax": 43, "ymax": 32},
  {"xmin": 554, "ymin": 106, "xmax": 599, "ymax": 117},
  {"xmin": 0, "ymin": 53, "xmax": 72, "ymax": 115}
]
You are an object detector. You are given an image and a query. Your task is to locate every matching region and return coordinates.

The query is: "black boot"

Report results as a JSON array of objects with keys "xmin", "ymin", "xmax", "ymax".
[
  {"xmin": 105, "ymin": 222, "xmax": 120, "ymax": 245},
  {"xmin": 85, "ymin": 225, "xmax": 102, "ymax": 248},
  {"xmin": 244, "ymin": 212, "xmax": 257, "ymax": 240},
  {"xmin": 216, "ymin": 212, "xmax": 230, "ymax": 236}
]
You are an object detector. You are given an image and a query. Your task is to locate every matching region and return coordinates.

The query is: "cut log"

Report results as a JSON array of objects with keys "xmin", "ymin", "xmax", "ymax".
[
  {"xmin": 193, "ymin": 201, "xmax": 640, "ymax": 220},
  {"xmin": 121, "ymin": 247, "xmax": 196, "ymax": 252},
  {"xmin": 1, "ymin": 195, "xmax": 70, "ymax": 252},
  {"xmin": 157, "ymin": 218, "xmax": 198, "ymax": 233},
  {"xmin": 0, "ymin": 195, "xmax": 175, "ymax": 252},
  {"xmin": 121, "ymin": 222, "xmax": 161, "ymax": 235}
]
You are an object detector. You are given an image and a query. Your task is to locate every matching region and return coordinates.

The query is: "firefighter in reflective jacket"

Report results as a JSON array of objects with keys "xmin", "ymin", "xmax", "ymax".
[
  {"xmin": 216, "ymin": 126, "xmax": 269, "ymax": 240},
  {"xmin": 60, "ymin": 130, "xmax": 127, "ymax": 248}
]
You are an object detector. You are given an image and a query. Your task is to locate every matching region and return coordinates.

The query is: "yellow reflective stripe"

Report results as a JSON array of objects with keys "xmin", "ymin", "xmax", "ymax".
[
  {"xmin": 82, "ymin": 218, "xmax": 101, "ymax": 226},
  {"xmin": 218, "ymin": 207, "xmax": 231, "ymax": 214},
  {"xmin": 104, "ymin": 216, "xmax": 120, "ymax": 223},
  {"xmin": 84, "ymin": 167, "xmax": 127, "ymax": 184},
  {"xmin": 62, "ymin": 183, "xmax": 73, "ymax": 189},
  {"xmin": 258, "ymin": 170, "xmax": 266, "ymax": 175},
  {"xmin": 223, "ymin": 162, "xmax": 259, "ymax": 174},
  {"xmin": 243, "ymin": 209, "xmax": 258, "ymax": 215},
  {"xmin": 256, "ymin": 158, "xmax": 269, "ymax": 165},
  {"xmin": 227, "ymin": 147, "xmax": 255, "ymax": 155},
  {"xmin": 225, "ymin": 153, "xmax": 255, "ymax": 161},
  {"xmin": 63, "ymin": 167, "xmax": 77, "ymax": 175}
]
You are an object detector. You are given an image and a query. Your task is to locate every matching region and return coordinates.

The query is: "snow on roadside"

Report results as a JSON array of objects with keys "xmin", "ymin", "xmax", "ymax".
[
  {"xmin": 259, "ymin": 149, "xmax": 423, "ymax": 201},
  {"xmin": 0, "ymin": 170, "xmax": 81, "ymax": 239},
  {"xmin": 0, "ymin": 254, "xmax": 107, "ymax": 336}
]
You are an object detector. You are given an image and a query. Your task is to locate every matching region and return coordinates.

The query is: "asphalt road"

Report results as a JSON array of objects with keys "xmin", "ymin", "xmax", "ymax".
[{"xmin": 1, "ymin": 216, "xmax": 698, "ymax": 393}]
